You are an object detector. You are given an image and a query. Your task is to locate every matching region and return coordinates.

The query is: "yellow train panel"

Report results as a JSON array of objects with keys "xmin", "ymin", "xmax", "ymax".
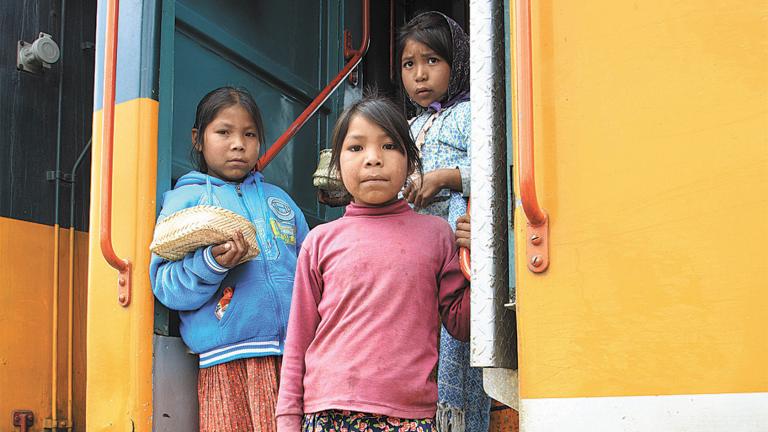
[
  {"xmin": 86, "ymin": 98, "xmax": 158, "ymax": 431},
  {"xmin": 514, "ymin": 0, "xmax": 767, "ymax": 401},
  {"xmin": 0, "ymin": 219, "xmax": 89, "ymax": 432}
]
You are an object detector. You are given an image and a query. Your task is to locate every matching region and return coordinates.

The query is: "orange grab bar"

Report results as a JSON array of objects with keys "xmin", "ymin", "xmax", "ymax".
[
  {"xmin": 459, "ymin": 201, "xmax": 471, "ymax": 280},
  {"xmin": 257, "ymin": 0, "xmax": 370, "ymax": 170},
  {"xmin": 515, "ymin": 0, "xmax": 549, "ymax": 272},
  {"xmin": 100, "ymin": 0, "xmax": 132, "ymax": 306}
]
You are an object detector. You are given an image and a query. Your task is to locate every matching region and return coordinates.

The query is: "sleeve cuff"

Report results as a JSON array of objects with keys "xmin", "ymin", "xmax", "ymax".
[
  {"xmin": 458, "ymin": 165, "xmax": 471, "ymax": 197},
  {"xmin": 277, "ymin": 414, "xmax": 303, "ymax": 432},
  {"xmin": 204, "ymin": 246, "xmax": 229, "ymax": 274}
]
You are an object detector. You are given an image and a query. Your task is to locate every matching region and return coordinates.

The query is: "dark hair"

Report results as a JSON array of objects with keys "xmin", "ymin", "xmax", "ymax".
[
  {"xmin": 330, "ymin": 95, "xmax": 422, "ymax": 181},
  {"xmin": 190, "ymin": 86, "xmax": 265, "ymax": 173},
  {"xmin": 397, "ymin": 12, "xmax": 454, "ymax": 69}
]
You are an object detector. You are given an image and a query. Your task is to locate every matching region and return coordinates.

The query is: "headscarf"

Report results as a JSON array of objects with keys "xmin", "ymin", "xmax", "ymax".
[{"xmin": 402, "ymin": 11, "xmax": 470, "ymax": 114}]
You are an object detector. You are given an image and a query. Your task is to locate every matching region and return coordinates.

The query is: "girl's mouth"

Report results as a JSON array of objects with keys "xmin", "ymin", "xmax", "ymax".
[{"xmin": 361, "ymin": 177, "xmax": 387, "ymax": 184}]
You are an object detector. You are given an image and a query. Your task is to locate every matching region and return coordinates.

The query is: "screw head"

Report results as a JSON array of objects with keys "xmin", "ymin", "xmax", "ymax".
[
  {"xmin": 118, "ymin": 277, "xmax": 126, "ymax": 286},
  {"xmin": 530, "ymin": 234, "xmax": 542, "ymax": 245},
  {"xmin": 118, "ymin": 293, "xmax": 126, "ymax": 303},
  {"xmin": 531, "ymin": 255, "xmax": 543, "ymax": 267}
]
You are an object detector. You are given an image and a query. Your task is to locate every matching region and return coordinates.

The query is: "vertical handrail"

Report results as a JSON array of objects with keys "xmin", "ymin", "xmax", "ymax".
[
  {"xmin": 459, "ymin": 201, "xmax": 471, "ymax": 280},
  {"xmin": 100, "ymin": 0, "xmax": 132, "ymax": 306},
  {"xmin": 515, "ymin": 0, "xmax": 549, "ymax": 272},
  {"xmin": 257, "ymin": 0, "xmax": 370, "ymax": 170}
]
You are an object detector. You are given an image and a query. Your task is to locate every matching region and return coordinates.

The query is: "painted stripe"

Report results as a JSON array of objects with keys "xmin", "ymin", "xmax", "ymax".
[
  {"xmin": 199, "ymin": 347, "xmax": 281, "ymax": 367},
  {"xmin": 199, "ymin": 340, "xmax": 280, "ymax": 358},
  {"xmin": 521, "ymin": 392, "xmax": 768, "ymax": 432},
  {"xmin": 93, "ymin": 0, "xmax": 159, "ymax": 109}
]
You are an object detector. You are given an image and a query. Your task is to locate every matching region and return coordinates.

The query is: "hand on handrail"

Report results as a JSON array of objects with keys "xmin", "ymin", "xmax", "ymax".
[{"xmin": 457, "ymin": 202, "xmax": 471, "ymax": 280}]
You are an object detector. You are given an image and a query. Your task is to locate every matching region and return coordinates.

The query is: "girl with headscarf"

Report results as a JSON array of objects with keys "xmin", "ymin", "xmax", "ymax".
[{"xmin": 399, "ymin": 11, "xmax": 490, "ymax": 432}]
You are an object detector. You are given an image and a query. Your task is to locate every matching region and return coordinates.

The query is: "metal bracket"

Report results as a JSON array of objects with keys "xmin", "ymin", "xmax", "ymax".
[
  {"xmin": 43, "ymin": 418, "xmax": 71, "ymax": 429},
  {"xmin": 118, "ymin": 262, "xmax": 132, "ymax": 306},
  {"xmin": 526, "ymin": 218, "xmax": 549, "ymax": 273},
  {"xmin": 12, "ymin": 411, "xmax": 33, "ymax": 432},
  {"xmin": 343, "ymin": 30, "xmax": 359, "ymax": 86},
  {"xmin": 46, "ymin": 170, "xmax": 74, "ymax": 182}
]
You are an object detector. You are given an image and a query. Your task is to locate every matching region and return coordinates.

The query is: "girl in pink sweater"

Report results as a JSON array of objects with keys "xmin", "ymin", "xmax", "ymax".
[{"xmin": 276, "ymin": 96, "xmax": 471, "ymax": 432}]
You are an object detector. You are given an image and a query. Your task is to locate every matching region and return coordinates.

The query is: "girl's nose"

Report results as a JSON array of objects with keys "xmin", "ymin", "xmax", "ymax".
[
  {"xmin": 231, "ymin": 135, "xmax": 245, "ymax": 150},
  {"xmin": 364, "ymin": 148, "xmax": 383, "ymax": 166},
  {"xmin": 414, "ymin": 64, "xmax": 427, "ymax": 82}
]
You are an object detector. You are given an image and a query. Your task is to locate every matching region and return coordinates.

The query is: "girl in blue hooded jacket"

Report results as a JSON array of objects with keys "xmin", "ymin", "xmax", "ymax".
[{"xmin": 150, "ymin": 86, "xmax": 309, "ymax": 432}]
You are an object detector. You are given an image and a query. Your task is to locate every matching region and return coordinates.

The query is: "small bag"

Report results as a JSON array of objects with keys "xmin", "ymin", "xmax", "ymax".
[{"xmin": 150, "ymin": 205, "xmax": 260, "ymax": 264}]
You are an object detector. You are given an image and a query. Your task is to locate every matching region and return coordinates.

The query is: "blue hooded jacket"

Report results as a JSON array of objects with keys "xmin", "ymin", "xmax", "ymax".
[{"xmin": 150, "ymin": 170, "xmax": 309, "ymax": 367}]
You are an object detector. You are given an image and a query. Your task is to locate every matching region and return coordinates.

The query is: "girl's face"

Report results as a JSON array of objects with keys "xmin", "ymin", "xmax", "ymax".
[
  {"xmin": 339, "ymin": 115, "xmax": 409, "ymax": 206},
  {"xmin": 193, "ymin": 104, "xmax": 261, "ymax": 182},
  {"xmin": 401, "ymin": 38, "xmax": 451, "ymax": 108}
]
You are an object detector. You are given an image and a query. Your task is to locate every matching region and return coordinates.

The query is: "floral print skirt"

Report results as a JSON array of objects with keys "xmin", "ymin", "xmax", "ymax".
[{"xmin": 302, "ymin": 410, "xmax": 435, "ymax": 432}]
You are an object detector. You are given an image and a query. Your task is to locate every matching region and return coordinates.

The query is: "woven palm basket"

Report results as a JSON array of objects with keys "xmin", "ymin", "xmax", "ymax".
[
  {"xmin": 150, "ymin": 205, "xmax": 259, "ymax": 264},
  {"xmin": 312, "ymin": 149, "xmax": 346, "ymax": 192}
]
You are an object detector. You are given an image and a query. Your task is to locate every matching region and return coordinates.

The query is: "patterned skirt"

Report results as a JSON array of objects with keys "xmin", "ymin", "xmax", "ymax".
[
  {"xmin": 302, "ymin": 410, "xmax": 435, "ymax": 432},
  {"xmin": 198, "ymin": 356, "xmax": 281, "ymax": 432}
]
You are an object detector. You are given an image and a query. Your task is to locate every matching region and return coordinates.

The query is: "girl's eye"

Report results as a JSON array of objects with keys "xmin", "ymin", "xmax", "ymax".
[
  {"xmin": 216, "ymin": 130, "xmax": 229, "ymax": 135},
  {"xmin": 347, "ymin": 145, "xmax": 362, "ymax": 152},
  {"xmin": 428, "ymin": 57, "xmax": 440, "ymax": 65},
  {"xmin": 245, "ymin": 132, "xmax": 256, "ymax": 137},
  {"xmin": 402, "ymin": 60, "xmax": 413, "ymax": 69},
  {"xmin": 383, "ymin": 143, "xmax": 398, "ymax": 150}
]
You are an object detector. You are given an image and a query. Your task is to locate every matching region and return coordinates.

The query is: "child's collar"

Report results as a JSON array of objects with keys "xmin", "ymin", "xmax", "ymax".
[
  {"xmin": 428, "ymin": 90, "xmax": 470, "ymax": 113},
  {"xmin": 204, "ymin": 170, "xmax": 262, "ymax": 186}
]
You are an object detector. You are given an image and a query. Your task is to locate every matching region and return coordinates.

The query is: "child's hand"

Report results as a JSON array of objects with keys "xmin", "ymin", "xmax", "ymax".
[
  {"xmin": 405, "ymin": 171, "xmax": 442, "ymax": 208},
  {"xmin": 456, "ymin": 214, "xmax": 470, "ymax": 249},
  {"xmin": 211, "ymin": 230, "xmax": 249, "ymax": 268}
]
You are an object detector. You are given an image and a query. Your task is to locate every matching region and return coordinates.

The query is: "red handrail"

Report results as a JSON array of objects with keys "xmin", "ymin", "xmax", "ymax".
[
  {"xmin": 515, "ymin": 0, "xmax": 549, "ymax": 272},
  {"xmin": 257, "ymin": 0, "xmax": 370, "ymax": 170},
  {"xmin": 459, "ymin": 201, "xmax": 471, "ymax": 280},
  {"xmin": 100, "ymin": 0, "xmax": 132, "ymax": 306},
  {"xmin": 515, "ymin": 0, "xmax": 546, "ymax": 226}
]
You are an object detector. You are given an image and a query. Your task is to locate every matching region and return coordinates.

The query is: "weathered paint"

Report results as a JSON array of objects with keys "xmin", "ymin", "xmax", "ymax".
[
  {"xmin": 0, "ymin": 218, "xmax": 89, "ymax": 432},
  {"xmin": 86, "ymin": 98, "xmax": 158, "ymax": 431},
  {"xmin": 512, "ymin": 0, "xmax": 768, "ymax": 411}
]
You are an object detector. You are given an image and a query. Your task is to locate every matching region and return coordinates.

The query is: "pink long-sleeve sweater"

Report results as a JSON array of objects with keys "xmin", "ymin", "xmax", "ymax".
[{"xmin": 276, "ymin": 199, "xmax": 470, "ymax": 431}]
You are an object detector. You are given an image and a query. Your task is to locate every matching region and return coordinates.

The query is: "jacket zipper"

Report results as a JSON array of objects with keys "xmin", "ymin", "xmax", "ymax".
[{"xmin": 234, "ymin": 181, "xmax": 284, "ymax": 343}]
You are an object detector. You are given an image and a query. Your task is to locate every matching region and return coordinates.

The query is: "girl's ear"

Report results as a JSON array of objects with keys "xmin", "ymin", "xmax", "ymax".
[{"xmin": 191, "ymin": 128, "xmax": 201, "ymax": 151}]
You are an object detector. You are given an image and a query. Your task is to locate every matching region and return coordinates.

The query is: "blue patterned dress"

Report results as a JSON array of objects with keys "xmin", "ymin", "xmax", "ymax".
[{"xmin": 409, "ymin": 100, "xmax": 490, "ymax": 432}]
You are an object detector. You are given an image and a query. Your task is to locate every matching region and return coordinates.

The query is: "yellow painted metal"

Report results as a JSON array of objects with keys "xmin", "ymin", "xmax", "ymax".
[
  {"xmin": 0, "ymin": 217, "xmax": 89, "ymax": 432},
  {"xmin": 52, "ymin": 223, "xmax": 60, "ymax": 427},
  {"xmin": 86, "ymin": 98, "xmax": 158, "ymax": 431},
  {"xmin": 513, "ymin": 0, "xmax": 768, "ymax": 399},
  {"xmin": 67, "ymin": 225, "xmax": 75, "ymax": 431}
]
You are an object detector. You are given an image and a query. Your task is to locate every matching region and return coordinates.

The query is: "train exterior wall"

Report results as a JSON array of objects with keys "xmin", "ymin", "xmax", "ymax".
[
  {"xmin": 0, "ymin": 219, "xmax": 89, "ymax": 431},
  {"xmin": 1, "ymin": 1, "xmax": 96, "ymax": 431},
  {"xmin": 512, "ymin": 0, "xmax": 768, "ymax": 430}
]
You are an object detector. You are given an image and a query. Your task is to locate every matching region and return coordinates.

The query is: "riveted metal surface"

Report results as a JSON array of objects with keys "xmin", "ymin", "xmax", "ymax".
[{"xmin": 469, "ymin": 0, "xmax": 516, "ymax": 369}]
